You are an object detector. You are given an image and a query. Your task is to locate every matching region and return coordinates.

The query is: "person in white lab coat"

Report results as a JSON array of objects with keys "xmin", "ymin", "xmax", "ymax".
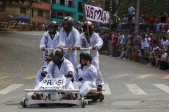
[
  {"xmin": 47, "ymin": 48, "xmax": 77, "ymax": 99},
  {"xmin": 75, "ymin": 52, "xmax": 98, "ymax": 97},
  {"xmin": 79, "ymin": 21, "xmax": 104, "ymax": 91},
  {"xmin": 40, "ymin": 21, "xmax": 59, "ymax": 65},
  {"xmin": 46, "ymin": 48, "xmax": 75, "ymax": 89},
  {"xmin": 57, "ymin": 16, "xmax": 81, "ymax": 67}
]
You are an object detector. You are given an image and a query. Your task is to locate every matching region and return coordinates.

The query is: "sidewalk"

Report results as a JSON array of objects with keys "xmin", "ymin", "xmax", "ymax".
[{"xmin": 0, "ymin": 28, "xmax": 10, "ymax": 31}]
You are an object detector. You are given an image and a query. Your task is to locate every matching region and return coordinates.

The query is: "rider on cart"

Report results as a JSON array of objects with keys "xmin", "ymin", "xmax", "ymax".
[{"xmin": 75, "ymin": 52, "xmax": 98, "ymax": 97}]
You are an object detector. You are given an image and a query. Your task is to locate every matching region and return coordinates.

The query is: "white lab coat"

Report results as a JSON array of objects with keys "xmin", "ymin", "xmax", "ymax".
[
  {"xmin": 58, "ymin": 27, "xmax": 81, "ymax": 67},
  {"xmin": 75, "ymin": 64, "xmax": 98, "ymax": 97},
  {"xmin": 46, "ymin": 58, "xmax": 75, "ymax": 90},
  {"xmin": 40, "ymin": 31, "xmax": 59, "ymax": 65},
  {"xmin": 80, "ymin": 32, "xmax": 104, "ymax": 86},
  {"xmin": 35, "ymin": 65, "xmax": 48, "ymax": 86}
]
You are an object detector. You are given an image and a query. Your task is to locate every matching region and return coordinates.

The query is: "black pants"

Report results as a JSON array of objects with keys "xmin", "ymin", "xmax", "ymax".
[{"xmin": 159, "ymin": 60, "xmax": 168, "ymax": 70}]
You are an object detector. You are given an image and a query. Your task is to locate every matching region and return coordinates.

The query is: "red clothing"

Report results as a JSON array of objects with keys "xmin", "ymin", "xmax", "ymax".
[
  {"xmin": 149, "ymin": 36, "xmax": 154, "ymax": 44},
  {"xmin": 149, "ymin": 17, "xmax": 155, "ymax": 24},
  {"xmin": 112, "ymin": 36, "xmax": 118, "ymax": 46}
]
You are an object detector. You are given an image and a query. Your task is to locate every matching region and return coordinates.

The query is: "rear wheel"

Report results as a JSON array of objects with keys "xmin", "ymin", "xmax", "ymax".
[
  {"xmin": 92, "ymin": 97, "xmax": 98, "ymax": 102},
  {"xmin": 99, "ymin": 94, "xmax": 104, "ymax": 102}
]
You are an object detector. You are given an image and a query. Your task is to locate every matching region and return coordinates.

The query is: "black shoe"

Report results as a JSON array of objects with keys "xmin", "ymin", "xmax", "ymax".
[{"xmin": 97, "ymin": 85, "xmax": 102, "ymax": 91}]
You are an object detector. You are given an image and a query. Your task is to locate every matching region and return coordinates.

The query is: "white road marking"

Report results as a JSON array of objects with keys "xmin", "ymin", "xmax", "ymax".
[
  {"xmin": 125, "ymin": 84, "xmax": 147, "ymax": 95},
  {"xmin": 137, "ymin": 74, "xmax": 154, "ymax": 79},
  {"xmin": 0, "ymin": 84, "xmax": 24, "ymax": 95},
  {"xmin": 102, "ymin": 84, "xmax": 111, "ymax": 95},
  {"xmin": 153, "ymin": 84, "xmax": 169, "ymax": 94}
]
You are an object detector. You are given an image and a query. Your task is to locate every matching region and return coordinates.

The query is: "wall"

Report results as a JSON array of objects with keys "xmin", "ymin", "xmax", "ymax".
[{"xmin": 51, "ymin": 0, "xmax": 85, "ymax": 22}]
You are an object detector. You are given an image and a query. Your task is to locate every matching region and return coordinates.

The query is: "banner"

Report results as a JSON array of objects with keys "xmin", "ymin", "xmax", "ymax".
[
  {"xmin": 84, "ymin": 4, "xmax": 110, "ymax": 23},
  {"xmin": 35, "ymin": 74, "xmax": 66, "ymax": 90}
]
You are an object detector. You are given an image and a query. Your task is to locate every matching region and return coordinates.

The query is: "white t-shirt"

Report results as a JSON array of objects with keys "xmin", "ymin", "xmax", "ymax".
[
  {"xmin": 141, "ymin": 40, "xmax": 145, "ymax": 49},
  {"xmin": 128, "ymin": 6, "xmax": 135, "ymax": 15},
  {"xmin": 161, "ymin": 52, "xmax": 168, "ymax": 59},
  {"xmin": 118, "ymin": 34, "xmax": 125, "ymax": 44},
  {"xmin": 144, "ymin": 38, "xmax": 150, "ymax": 48},
  {"xmin": 153, "ymin": 46, "xmax": 159, "ymax": 52},
  {"xmin": 161, "ymin": 39, "xmax": 169, "ymax": 51}
]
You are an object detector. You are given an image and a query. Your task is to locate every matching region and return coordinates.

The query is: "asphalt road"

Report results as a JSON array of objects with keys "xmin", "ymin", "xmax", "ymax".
[{"xmin": 0, "ymin": 31, "xmax": 169, "ymax": 112}]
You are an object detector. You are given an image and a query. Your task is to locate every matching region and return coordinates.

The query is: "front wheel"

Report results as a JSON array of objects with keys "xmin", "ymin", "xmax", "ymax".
[
  {"xmin": 21, "ymin": 98, "xmax": 28, "ymax": 108},
  {"xmin": 81, "ymin": 98, "xmax": 86, "ymax": 108}
]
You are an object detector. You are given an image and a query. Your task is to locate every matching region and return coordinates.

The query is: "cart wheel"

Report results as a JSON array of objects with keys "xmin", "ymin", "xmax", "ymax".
[
  {"xmin": 21, "ymin": 98, "xmax": 28, "ymax": 108},
  {"xmin": 81, "ymin": 98, "xmax": 86, "ymax": 108},
  {"xmin": 99, "ymin": 94, "xmax": 104, "ymax": 102}
]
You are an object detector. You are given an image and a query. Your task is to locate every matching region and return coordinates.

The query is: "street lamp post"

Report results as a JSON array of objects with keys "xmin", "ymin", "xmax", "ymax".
[
  {"xmin": 135, "ymin": 0, "xmax": 140, "ymax": 33},
  {"xmin": 29, "ymin": 1, "xmax": 33, "ymax": 24},
  {"xmin": 110, "ymin": 0, "xmax": 113, "ymax": 23}
]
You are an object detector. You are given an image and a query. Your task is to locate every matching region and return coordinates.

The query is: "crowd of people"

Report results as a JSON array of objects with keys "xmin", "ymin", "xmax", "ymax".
[
  {"xmin": 104, "ymin": 30, "xmax": 169, "ymax": 72},
  {"xmin": 109, "ymin": 5, "xmax": 169, "ymax": 33},
  {"xmin": 97, "ymin": 6, "xmax": 169, "ymax": 72},
  {"xmin": 0, "ymin": 21, "xmax": 48, "ymax": 31}
]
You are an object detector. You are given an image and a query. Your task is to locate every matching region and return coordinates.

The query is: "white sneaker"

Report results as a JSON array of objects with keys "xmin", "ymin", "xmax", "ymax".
[{"xmin": 123, "ymin": 58, "xmax": 126, "ymax": 60}]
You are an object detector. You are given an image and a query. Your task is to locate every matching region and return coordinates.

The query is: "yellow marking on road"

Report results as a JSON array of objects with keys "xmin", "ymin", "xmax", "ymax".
[
  {"xmin": 23, "ymin": 76, "xmax": 35, "ymax": 80},
  {"xmin": 137, "ymin": 74, "xmax": 154, "ymax": 79},
  {"xmin": 111, "ymin": 74, "xmax": 129, "ymax": 79},
  {"xmin": 0, "ymin": 76, "xmax": 9, "ymax": 80},
  {"xmin": 161, "ymin": 75, "xmax": 169, "ymax": 80}
]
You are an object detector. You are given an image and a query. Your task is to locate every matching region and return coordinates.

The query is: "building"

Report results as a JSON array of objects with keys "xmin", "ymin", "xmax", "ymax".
[
  {"xmin": 0, "ymin": 0, "xmax": 51, "ymax": 23},
  {"xmin": 0, "ymin": 0, "xmax": 107, "ymax": 23},
  {"xmin": 51, "ymin": 0, "xmax": 85, "ymax": 23},
  {"xmin": 85, "ymin": 0, "xmax": 105, "ymax": 10}
]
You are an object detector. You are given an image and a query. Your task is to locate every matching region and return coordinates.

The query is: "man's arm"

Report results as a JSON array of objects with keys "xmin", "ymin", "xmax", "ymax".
[
  {"xmin": 40, "ymin": 34, "xmax": 46, "ymax": 51},
  {"xmin": 93, "ymin": 33, "xmax": 103, "ymax": 50}
]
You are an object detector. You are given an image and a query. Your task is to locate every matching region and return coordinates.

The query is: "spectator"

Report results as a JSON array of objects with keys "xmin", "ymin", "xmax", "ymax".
[
  {"xmin": 118, "ymin": 33, "xmax": 125, "ymax": 45},
  {"xmin": 159, "ymin": 49, "xmax": 168, "ymax": 70},
  {"xmin": 143, "ymin": 34, "xmax": 150, "ymax": 52},
  {"xmin": 160, "ymin": 36, "xmax": 169, "ymax": 51},
  {"xmin": 152, "ymin": 43, "xmax": 160, "ymax": 52},
  {"xmin": 160, "ymin": 12, "xmax": 167, "ymax": 23},
  {"xmin": 131, "ymin": 47, "xmax": 139, "ymax": 62},
  {"xmin": 126, "ymin": 35, "xmax": 133, "ymax": 60},
  {"xmin": 112, "ymin": 33, "xmax": 118, "ymax": 57},
  {"xmin": 128, "ymin": 5, "xmax": 135, "ymax": 17},
  {"xmin": 118, "ymin": 44, "xmax": 127, "ymax": 59}
]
